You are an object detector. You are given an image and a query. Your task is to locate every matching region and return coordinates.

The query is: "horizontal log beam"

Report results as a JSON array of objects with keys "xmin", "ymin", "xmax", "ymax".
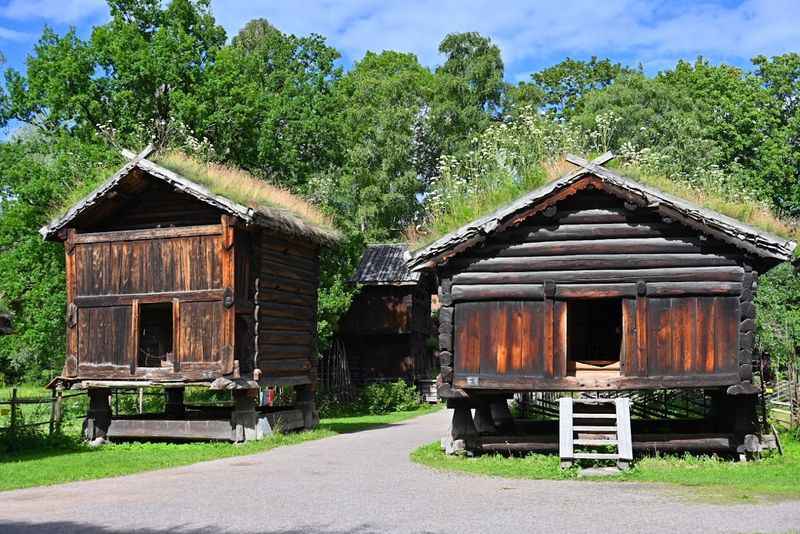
[
  {"xmin": 75, "ymin": 289, "xmax": 225, "ymax": 307},
  {"xmin": 452, "ymin": 284, "xmax": 544, "ymax": 302},
  {"xmin": 555, "ymin": 283, "xmax": 636, "ymax": 299},
  {"xmin": 256, "ymin": 358, "xmax": 312, "ymax": 372},
  {"xmin": 645, "ymin": 282, "xmax": 742, "ymax": 297},
  {"xmin": 452, "ymin": 266, "xmax": 744, "ymax": 285},
  {"xmin": 554, "ymin": 208, "xmax": 639, "ymax": 224},
  {"xmin": 452, "ymin": 372, "xmax": 742, "ymax": 391},
  {"xmin": 487, "ymin": 237, "xmax": 709, "ymax": 258},
  {"xmin": 457, "ymin": 253, "xmax": 737, "ymax": 273},
  {"xmin": 502, "ymin": 223, "xmax": 687, "ymax": 242},
  {"xmin": 73, "ymin": 224, "xmax": 222, "ymax": 244}
]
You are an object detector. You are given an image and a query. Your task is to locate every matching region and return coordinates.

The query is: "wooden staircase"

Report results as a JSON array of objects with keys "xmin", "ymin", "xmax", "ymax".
[{"xmin": 559, "ymin": 397, "xmax": 633, "ymax": 469}]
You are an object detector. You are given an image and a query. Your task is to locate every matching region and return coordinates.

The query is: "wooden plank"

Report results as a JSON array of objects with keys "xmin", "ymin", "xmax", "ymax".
[
  {"xmin": 559, "ymin": 398, "xmax": 573, "ymax": 460},
  {"xmin": 572, "ymin": 452, "xmax": 619, "ymax": 460},
  {"xmin": 572, "ymin": 413, "xmax": 616, "ymax": 419},
  {"xmin": 453, "ymin": 372, "xmax": 741, "ymax": 391},
  {"xmin": 615, "ymin": 398, "xmax": 633, "ymax": 461},
  {"xmin": 73, "ymin": 224, "xmax": 223, "ymax": 244},
  {"xmin": 453, "ymin": 266, "xmax": 744, "ymax": 285},
  {"xmin": 556, "ymin": 283, "xmax": 636, "ymax": 299},
  {"xmin": 75, "ymin": 289, "xmax": 225, "ymax": 307},
  {"xmin": 646, "ymin": 282, "xmax": 742, "ymax": 297},
  {"xmin": 554, "ymin": 300, "xmax": 567, "ymax": 377},
  {"xmin": 459, "ymin": 253, "xmax": 737, "ymax": 273},
  {"xmin": 573, "ymin": 439, "xmax": 618, "ymax": 446},
  {"xmin": 621, "ymin": 298, "xmax": 637, "ymax": 376},
  {"xmin": 107, "ymin": 418, "xmax": 233, "ymax": 441},
  {"xmin": 544, "ymin": 296, "xmax": 554, "ymax": 377},
  {"xmin": 451, "ymin": 284, "xmax": 544, "ymax": 302},
  {"xmin": 554, "ymin": 208, "xmax": 634, "ymax": 224}
]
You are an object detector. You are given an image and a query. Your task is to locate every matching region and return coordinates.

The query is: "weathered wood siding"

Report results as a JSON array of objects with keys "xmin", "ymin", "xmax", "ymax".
[
  {"xmin": 256, "ymin": 234, "xmax": 320, "ymax": 385},
  {"xmin": 444, "ymin": 189, "xmax": 747, "ymax": 391},
  {"xmin": 67, "ymin": 223, "xmax": 234, "ymax": 380}
]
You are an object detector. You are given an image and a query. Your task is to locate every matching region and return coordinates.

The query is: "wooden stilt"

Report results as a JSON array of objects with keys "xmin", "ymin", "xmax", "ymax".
[
  {"xmin": 85, "ymin": 388, "xmax": 111, "ymax": 441},
  {"xmin": 295, "ymin": 384, "xmax": 319, "ymax": 430},
  {"xmin": 473, "ymin": 403, "xmax": 497, "ymax": 435}
]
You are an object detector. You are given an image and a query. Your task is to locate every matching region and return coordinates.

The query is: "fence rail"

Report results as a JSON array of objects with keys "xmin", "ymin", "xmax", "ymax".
[{"xmin": 0, "ymin": 387, "xmax": 88, "ymax": 435}]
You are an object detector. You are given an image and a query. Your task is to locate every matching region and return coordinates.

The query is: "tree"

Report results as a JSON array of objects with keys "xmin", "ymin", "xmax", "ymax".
[
  {"xmin": 432, "ymin": 32, "xmax": 505, "ymax": 155},
  {"xmin": 532, "ymin": 56, "xmax": 632, "ymax": 117},
  {"xmin": 317, "ymin": 51, "xmax": 435, "ymax": 239},
  {"xmin": 2, "ymin": 0, "xmax": 226, "ymax": 146},
  {"xmin": 185, "ymin": 19, "xmax": 343, "ymax": 189}
]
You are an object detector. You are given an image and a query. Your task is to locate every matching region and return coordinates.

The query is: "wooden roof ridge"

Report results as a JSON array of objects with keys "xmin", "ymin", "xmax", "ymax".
[
  {"xmin": 408, "ymin": 153, "xmax": 797, "ymax": 270},
  {"xmin": 40, "ymin": 150, "xmax": 340, "ymax": 245}
]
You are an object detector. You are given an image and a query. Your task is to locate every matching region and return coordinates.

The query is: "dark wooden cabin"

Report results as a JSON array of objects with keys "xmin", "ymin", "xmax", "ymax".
[
  {"xmin": 408, "ymin": 155, "xmax": 796, "ymax": 456},
  {"xmin": 41, "ymin": 150, "xmax": 339, "ymax": 442},
  {"xmin": 340, "ymin": 244, "xmax": 434, "ymax": 385}
]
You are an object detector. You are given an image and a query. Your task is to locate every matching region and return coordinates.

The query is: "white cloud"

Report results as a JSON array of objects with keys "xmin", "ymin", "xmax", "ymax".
[
  {"xmin": 2, "ymin": 0, "xmax": 798, "ymax": 75},
  {"xmin": 1, "ymin": 0, "xmax": 107, "ymax": 25},
  {"xmin": 211, "ymin": 0, "xmax": 800, "ymax": 75},
  {"xmin": 0, "ymin": 25, "xmax": 32, "ymax": 42}
]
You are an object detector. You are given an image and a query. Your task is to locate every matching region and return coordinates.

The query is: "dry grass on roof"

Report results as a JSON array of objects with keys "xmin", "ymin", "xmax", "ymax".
[{"xmin": 154, "ymin": 151, "xmax": 335, "ymax": 232}]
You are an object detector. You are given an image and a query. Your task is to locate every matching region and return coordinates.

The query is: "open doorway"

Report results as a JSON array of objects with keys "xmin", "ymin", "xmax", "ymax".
[
  {"xmin": 567, "ymin": 298, "xmax": 622, "ymax": 377},
  {"xmin": 138, "ymin": 302, "xmax": 173, "ymax": 367}
]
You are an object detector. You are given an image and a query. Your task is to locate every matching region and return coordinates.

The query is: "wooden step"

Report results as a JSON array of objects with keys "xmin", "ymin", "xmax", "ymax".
[
  {"xmin": 573, "ymin": 452, "xmax": 620, "ymax": 460},
  {"xmin": 573, "ymin": 425, "xmax": 618, "ymax": 432},
  {"xmin": 572, "ymin": 398, "xmax": 617, "ymax": 404},
  {"xmin": 574, "ymin": 439, "xmax": 618, "ymax": 446},
  {"xmin": 573, "ymin": 413, "xmax": 617, "ymax": 419}
]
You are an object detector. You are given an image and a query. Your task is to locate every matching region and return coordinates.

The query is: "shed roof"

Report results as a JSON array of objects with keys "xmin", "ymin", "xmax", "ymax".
[
  {"xmin": 352, "ymin": 244, "xmax": 421, "ymax": 285},
  {"xmin": 409, "ymin": 154, "xmax": 796, "ymax": 270},
  {"xmin": 40, "ymin": 152, "xmax": 340, "ymax": 245}
]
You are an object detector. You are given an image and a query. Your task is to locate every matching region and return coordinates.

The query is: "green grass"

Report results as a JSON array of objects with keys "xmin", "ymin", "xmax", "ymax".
[
  {"xmin": 0, "ymin": 403, "xmax": 442, "ymax": 492},
  {"xmin": 411, "ymin": 433, "xmax": 800, "ymax": 502}
]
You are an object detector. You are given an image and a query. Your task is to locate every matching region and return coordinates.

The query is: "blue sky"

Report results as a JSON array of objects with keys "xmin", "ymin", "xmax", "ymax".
[{"xmin": 0, "ymin": 0, "xmax": 799, "ymax": 82}]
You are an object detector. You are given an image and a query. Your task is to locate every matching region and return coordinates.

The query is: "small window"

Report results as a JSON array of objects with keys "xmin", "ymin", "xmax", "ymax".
[
  {"xmin": 567, "ymin": 298, "xmax": 622, "ymax": 376},
  {"xmin": 138, "ymin": 302, "xmax": 173, "ymax": 367}
]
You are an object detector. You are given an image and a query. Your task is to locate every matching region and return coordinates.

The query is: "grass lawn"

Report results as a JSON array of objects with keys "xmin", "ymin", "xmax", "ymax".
[
  {"xmin": 411, "ymin": 432, "xmax": 800, "ymax": 502},
  {"xmin": 0, "ymin": 403, "xmax": 441, "ymax": 492}
]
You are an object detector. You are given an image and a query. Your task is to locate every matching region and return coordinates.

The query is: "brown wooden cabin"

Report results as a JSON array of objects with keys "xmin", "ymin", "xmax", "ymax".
[
  {"xmin": 41, "ymin": 152, "xmax": 339, "ymax": 441},
  {"xmin": 339, "ymin": 244, "xmax": 434, "ymax": 385},
  {"xmin": 408, "ymin": 155, "xmax": 796, "ymax": 453}
]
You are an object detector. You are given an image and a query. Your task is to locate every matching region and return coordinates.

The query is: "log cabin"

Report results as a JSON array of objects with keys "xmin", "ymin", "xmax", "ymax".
[
  {"xmin": 340, "ymin": 244, "xmax": 434, "ymax": 385},
  {"xmin": 41, "ymin": 148, "xmax": 339, "ymax": 442},
  {"xmin": 408, "ymin": 154, "xmax": 796, "ymax": 458}
]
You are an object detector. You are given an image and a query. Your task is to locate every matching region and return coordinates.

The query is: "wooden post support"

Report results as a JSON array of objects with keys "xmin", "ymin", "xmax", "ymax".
[
  {"xmin": 615, "ymin": 397, "xmax": 633, "ymax": 468},
  {"xmin": 451, "ymin": 406, "xmax": 477, "ymax": 441},
  {"xmin": 473, "ymin": 402, "xmax": 497, "ymax": 435},
  {"xmin": 295, "ymin": 384, "xmax": 319, "ymax": 430},
  {"xmin": 489, "ymin": 398, "xmax": 515, "ymax": 434},
  {"xmin": 9, "ymin": 387, "xmax": 17, "ymax": 432},
  {"xmin": 54, "ymin": 385, "xmax": 64, "ymax": 432},
  {"xmin": 85, "ymin": 388, "xmax": 112, "ymax": 441},
  {"xmin": 231, "ymin": 388, "xmax": 259, "ymax": 442},
  {"xmin": 164, "ymin": 387, "xmax": 185, "ymax": 418}
]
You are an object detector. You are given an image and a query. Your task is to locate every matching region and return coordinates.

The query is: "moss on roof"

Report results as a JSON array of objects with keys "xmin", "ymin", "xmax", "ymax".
[{"xmin": 154, "ymin": 151, "xmax": 338, "ymax": 237}]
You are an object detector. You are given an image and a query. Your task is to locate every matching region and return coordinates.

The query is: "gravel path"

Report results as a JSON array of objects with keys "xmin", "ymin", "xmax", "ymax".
[{"xmin": 1, "ymin": 409, "xmax": 798, "ymax": 534}]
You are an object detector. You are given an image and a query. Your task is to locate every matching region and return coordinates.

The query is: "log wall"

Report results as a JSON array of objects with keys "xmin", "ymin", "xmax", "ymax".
[
  {"xmin": 440, "ymin": 189, "xmax": 750, "ymax": 392},
  {"xmin": 255, "ymin": 234, "xmax": 320, "ymax": 386}
]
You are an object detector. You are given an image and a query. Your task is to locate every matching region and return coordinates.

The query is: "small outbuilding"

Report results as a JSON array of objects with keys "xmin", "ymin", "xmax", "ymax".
[
  {"xmin": 340, "ymin": 244, "xmax": 435, "ymax": 385},
  {"xmin": 409, "ymin": 154, "xmax": 796, "ymax": 459},
  {"xmin": 42, "ymin": 148, "xmax": 339, "ymax": 442}
]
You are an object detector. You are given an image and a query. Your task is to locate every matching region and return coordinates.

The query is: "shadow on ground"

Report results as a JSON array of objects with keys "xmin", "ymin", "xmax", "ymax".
[{"xmin": 0, "ymin": 520, "xmax": 439, "ymax": 534}]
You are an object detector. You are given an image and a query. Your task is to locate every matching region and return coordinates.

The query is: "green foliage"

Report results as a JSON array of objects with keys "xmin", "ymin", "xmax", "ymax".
[
  {"xmin": 319, "ymin": 379, "xmax": 422, "ymax": 417},
  {"xmin": 757, "ymin": 263, "xmax": 800, "ymax": 368},
  {"xmin": 315, "ymin": 51, "xmax": 435, "ymax": 238},
  {"xmin": 531, "ymin": 56, "xmax": 634, "ymax": 117},
  {"xmin": 186, "ymin": 18, "xmax": 343, "ymax": 189},
  {"xmin": 0, "ymin": 133, "xmax": 119, "ymax": 381}
]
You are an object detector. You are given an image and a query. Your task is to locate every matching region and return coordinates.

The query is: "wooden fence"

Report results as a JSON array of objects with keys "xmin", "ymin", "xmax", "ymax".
[
  {"xmin": 765, "ymin": 377, "xmax": 799, "ymax": 428},
  {"xmin": 0, "ymin": 387, "xmax": 85, "ymax": 435}
]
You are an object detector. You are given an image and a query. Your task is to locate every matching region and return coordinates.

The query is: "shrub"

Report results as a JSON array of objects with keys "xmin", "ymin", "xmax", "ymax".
[{"xmin": 359, "ymin": 380, "xmax": 420, "ymax": 415}]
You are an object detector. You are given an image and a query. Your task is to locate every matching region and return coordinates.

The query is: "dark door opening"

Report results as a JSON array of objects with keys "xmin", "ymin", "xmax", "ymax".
[
  {"xmin": 138, "ymin": 302, "xmax": 174, "ymax": 367},
  {"xmin": 567, "ymin": 298, "xmax": 622, "ymax": 377}
]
